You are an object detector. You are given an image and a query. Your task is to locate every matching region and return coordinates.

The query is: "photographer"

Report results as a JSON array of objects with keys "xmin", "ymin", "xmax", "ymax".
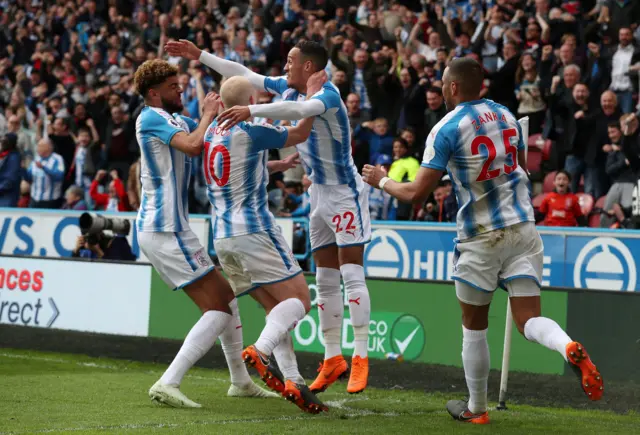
[{"xmin": 71, "ymin": 232, "xmax": 136, "ymax": 261}]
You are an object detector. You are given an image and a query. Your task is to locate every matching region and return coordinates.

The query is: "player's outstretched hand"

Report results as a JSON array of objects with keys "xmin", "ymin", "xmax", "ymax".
[
  {"xmin": 362, "ymin": 164, "xmax": 385, "ymax": 189},
  {"xmin": 217, "ymin": 106, "xmax": 251, "ymax": 130},
  {"xmin": 306, "ymin": 70, "xmax": 328, "ymax": 96},
  {"xmin": 272, "ymin": 152, "xmax": 301, "ymax": 172},
  {"xmin": 164, "ymin": 39, "xmax": 201, "ymax": 60},
  {"xmin": 202, "ymin": 92, "xmax": 221, "ymax": 117}
]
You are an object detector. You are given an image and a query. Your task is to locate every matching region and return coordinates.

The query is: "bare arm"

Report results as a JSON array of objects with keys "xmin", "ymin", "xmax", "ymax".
[
  {"xmin": 249, "ymin": 99, "xmax": 325, "ymax": 121},
  {"xmin": 169, "ymin": 112, "xmax": 216, "ymax": 157},
  {"xmin": 284, "ymin": 116, "xmax": 314, "ymax": 147},
  {"xmin": 363, "ymin": 165, "xmax": 443, "ymax": 204},
  {"xmin": 169, "ymin": 93, "xmax": 220, "ymax": 156}
]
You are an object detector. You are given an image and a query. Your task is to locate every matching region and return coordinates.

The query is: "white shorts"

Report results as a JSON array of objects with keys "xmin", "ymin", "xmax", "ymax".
[
  {"xmin": 214, "ymin": 227, "xmax": 302, "ymax": 297},
  {"xmin": 309, "ymin": 177, "xmax": 371, "ymax": 251},
  {"xmin": 138, "ymin": 229, "xmax": 214, "ymax": 290},
  {"xmin": 453, "ymin": 221, "xmax": 543, "ymax": 306}
]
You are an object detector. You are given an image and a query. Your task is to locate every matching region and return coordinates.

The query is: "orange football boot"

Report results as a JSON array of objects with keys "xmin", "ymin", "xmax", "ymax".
[
  {"xmin": 309, "ymin": 355, "xmax": 349, "ymax": 394},
  {"xmin": 241, "ymin": 345, "xmax": 285, "ymax": 394},
  {"xmin": 283, "ymin": 380, "xmax": 329, "ymax": 414},
  {"xmin": 347, "ymin": 356, "xmax": 369, "ymax": 394},
  {"xmin": 566, "ymin": 341, "xmax": 604, "ymax": 401}
]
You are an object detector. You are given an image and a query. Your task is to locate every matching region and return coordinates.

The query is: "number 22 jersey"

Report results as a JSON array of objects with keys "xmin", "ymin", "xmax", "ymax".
[{"xmin": 422, "ymin": 99, "xmax": 534, "ymax": 241}]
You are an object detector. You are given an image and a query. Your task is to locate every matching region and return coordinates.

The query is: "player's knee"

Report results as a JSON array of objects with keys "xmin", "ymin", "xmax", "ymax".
[
  {"xmin": 338, "ymin": 246, "xmax": 364, "ymax": 266},
  {"xmin": 314, "ymin": 247, "xmax": 340, "ymax": 269},
  {"xmin": 300, "ymin": 296, "xmax": 311, "ymax": 314}
]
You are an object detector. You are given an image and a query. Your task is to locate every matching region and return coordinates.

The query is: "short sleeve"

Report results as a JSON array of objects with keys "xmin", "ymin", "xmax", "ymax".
[
  {"xmin": 142, "ymin": 110, "xmax": 185, "ymax": 145},
  {"xmin": 178, "ymin": 115, "xmax": 198, "ymax": 133},
  {"xmin": 310, "ymin": 84, "xmax": 340, "ymax": 113},
  {"xmin": 264, "ymin": 76, "xmax": 289, "ymax": 96},
  {"xmin": 246, "ymin": 123, "xmax": 289, "ymax": 152},
  {"xmin": 421, "ymin": 127, "xmax": 451, "ymax": 171}
]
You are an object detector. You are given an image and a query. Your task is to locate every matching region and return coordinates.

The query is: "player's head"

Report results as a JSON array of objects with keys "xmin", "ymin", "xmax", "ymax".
[
  {"xmin": 220, "ymin": 76, "xmax": 255, "ymax": 108},
  {"xmin": 441, "ymin": 57, "xmax": 484, "ymax": 109},
  {"xmin": 554, "ymin": 170, "xmax": 571, "ymax": 194},
  {"xmin": 133, "ymin": 59, "xmax": 183, "ymax": 113},
  {"xmin": 284, "ymin": 40, "xmax": 328, "ymax": 92}
]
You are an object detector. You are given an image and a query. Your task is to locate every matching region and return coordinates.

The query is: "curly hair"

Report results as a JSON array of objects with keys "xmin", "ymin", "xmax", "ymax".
[{"xmin": 133, "ymin": 60, "xmax": 179, "ymax": 97}]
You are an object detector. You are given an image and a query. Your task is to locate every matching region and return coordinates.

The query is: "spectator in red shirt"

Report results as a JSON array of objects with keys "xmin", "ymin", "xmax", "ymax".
[
  {"xmin": 539, "ymin": 170, "xmax": 585, "ymax": 226},
  {"xmin": 90, "ymin": 169, "xmax": 129, "ymax": 212}
]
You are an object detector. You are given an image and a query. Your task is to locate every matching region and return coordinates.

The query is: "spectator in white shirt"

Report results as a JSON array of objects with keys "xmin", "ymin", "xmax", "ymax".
[
  {"xmin": 608, "ymin": 27, "xmax": 640, "ymax": 113},
  {"xmin": 25, "ymin": 138, "xmax": 65, "ymax": 209}
]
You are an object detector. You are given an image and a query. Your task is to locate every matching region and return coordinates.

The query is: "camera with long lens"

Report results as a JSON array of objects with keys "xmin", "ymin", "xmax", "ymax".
[{"xmin": 79, "ymin": 213, "xmax": 131, "ymax": 245}]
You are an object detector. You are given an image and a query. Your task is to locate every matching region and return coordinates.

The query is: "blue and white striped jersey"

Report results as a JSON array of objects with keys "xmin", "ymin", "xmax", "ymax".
[
  {"xmin": 26, "ymin": 152, "xmax": 65, "ymax": 202},
  {"xmin": 73, "ymin": 147, "xmax": 91, "ymax": 190},
  {"xmin": 422, "ymin": 99, "xmax": 534, "ymax": 241},
  {"xmin": 204, "ymin": 120, "xmax": 289, "ymax": 239},
  {"xmin": 135, "ymin": 106, "xmax": 197, "ymax": 233},
  {"xmin": 263, "ymin": 77, "xmax": 358, "ymax": 186}
]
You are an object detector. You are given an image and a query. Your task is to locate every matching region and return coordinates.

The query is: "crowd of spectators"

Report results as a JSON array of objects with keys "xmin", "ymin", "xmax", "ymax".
[{"xmin": 0, "ymin": 0, "xmax": 639, "ymax": 228}]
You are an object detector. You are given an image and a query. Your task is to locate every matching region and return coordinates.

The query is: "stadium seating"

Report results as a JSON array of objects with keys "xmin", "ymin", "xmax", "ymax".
[
  {"xmin": 531, "ymin": 193, "xmax": 545, "ymax": 210},
  {"xmin": 541, "ymin": 139, "xmax": 553, "ymax": 161},
  {"xmin": 543, "ymin": 171, "xmax": 556, "ymax": 193},
  {"xmin": 526, "ymin": 148, "xmax": 543, "ymax": 175},
  {"xmin": 528, "ymin": 134, "xmax": 543, "ymax": 150}
]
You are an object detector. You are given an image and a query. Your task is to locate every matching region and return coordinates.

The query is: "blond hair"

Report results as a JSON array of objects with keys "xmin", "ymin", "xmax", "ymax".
[{"xmin": 220, "ymin": 76, "xmax": 254, "ymax": 108}]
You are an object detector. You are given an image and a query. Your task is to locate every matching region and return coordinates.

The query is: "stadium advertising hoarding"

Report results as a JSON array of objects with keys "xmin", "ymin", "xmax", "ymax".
[
  {"xmin": 148, "ymin": 273, "xmax": 568, "ymax": 376},
  {"xmin": 0, "ymin": 256, "xmax": 151, "ymax": 336},
  {"xmin": 1, "ymin": 208, "xmax": 638, "ymax": 291},
  {"xmin": 365, "ymin": 223, "xmax": 640, "ymax": 292},
  {"xmin": 0, "ymin": 209, "xmax": 293, "ymax": 262}
]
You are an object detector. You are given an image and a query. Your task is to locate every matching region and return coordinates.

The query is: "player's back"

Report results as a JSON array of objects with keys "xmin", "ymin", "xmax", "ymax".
[
  {"xmin": 205, "ymin": 120, "xmax": 287, "ymax": 239},
  {"xmin": 425, "ymin": 99, "xmax": 534, "ymax": 240},
  {"xmin": 135, "ymin": 106, "xmax": 194, "ymax": 233},
  {"xmin": 264, "ymin": 78, "xmax": 358, "ymax": 186}
]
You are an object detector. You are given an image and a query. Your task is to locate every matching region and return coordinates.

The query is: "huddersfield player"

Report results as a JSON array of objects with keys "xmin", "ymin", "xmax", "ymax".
[
  {"xmin": 166, "ymin": 38, "xmax": 373, "ymax": 395},
  {"xmin": 204, "ymin": 75, "xmax": 327, "ymax": 413},
  {"xmin": 362, "ymin": 57, "xmax": 603, "ymax": 424},
  {"xmin": 133, "ymin": 60, "xmax": 274, "ymax": 408}
]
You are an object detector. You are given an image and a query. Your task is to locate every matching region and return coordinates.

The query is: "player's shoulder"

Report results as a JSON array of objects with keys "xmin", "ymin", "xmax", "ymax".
[
  {"xmin": 138, "ymin": 106, "xmax": 179, "ymax": 129},
  {"xmin": 481, "ymin": 99, "xmax": 518, "ymax": 122},
  {"xmin": 242, "ymin": 121, "xmax": 286, "ymax": 133},
  {"xmin": 429, "ymin": 105, "xmax": 467, "ymax": 141}
]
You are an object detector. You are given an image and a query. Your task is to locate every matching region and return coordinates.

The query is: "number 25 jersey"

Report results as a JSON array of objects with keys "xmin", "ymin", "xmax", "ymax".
[
  {"xmin": 422, "ymin": 99, "xmax": 534, "ymax": 241},
  {"xmin": 204, "ymin": 120, "xmax": 289, "ymax": 239}
]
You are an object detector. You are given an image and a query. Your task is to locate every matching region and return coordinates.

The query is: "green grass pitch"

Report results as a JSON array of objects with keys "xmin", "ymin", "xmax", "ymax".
[{"xmin": 1, "ymin": 349, "xmax": 639, "ymax": 435}]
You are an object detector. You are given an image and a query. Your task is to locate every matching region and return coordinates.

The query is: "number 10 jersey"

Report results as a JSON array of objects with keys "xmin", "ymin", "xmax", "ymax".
[
  {"xmin": 204, "ymin": 120, "xmax": 289, "ymax": 239},
  {"xmin": 421, "ymin": 99, "xmax": 534, "ymax": 241}
]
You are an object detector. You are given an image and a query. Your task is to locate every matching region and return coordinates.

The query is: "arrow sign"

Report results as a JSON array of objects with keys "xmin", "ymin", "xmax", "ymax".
[{"xmin": 47, "ymin": 298, "xmax": 60, "ymax": 328}]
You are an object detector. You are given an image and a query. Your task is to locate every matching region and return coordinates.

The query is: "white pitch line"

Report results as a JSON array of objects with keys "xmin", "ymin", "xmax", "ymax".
[
  {"xmin": 0, "ymin": 352, "xmax": 229, "ymax": 383},
  {"xmin": 0, "ymin": 352, "xmax": 435, "ymax": 435}
]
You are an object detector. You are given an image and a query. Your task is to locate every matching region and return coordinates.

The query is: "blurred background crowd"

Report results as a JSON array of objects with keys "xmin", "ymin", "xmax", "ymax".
[{"xmin": 0, "ymin": 0, "xmax": 639, "ymax": 229}]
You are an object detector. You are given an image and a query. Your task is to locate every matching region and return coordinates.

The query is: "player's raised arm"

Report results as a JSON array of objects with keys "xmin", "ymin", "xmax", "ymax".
[
  {"xmin": 216, "ymin": 71, "xmax": 328, "ymax": 128},
  {"xmin": 169, "ymin": 92, "xmax": 221, "ymax": 156},
  {"xmin": 164, "ymin": 39, "xmax": 267, "ymax": 91}
]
